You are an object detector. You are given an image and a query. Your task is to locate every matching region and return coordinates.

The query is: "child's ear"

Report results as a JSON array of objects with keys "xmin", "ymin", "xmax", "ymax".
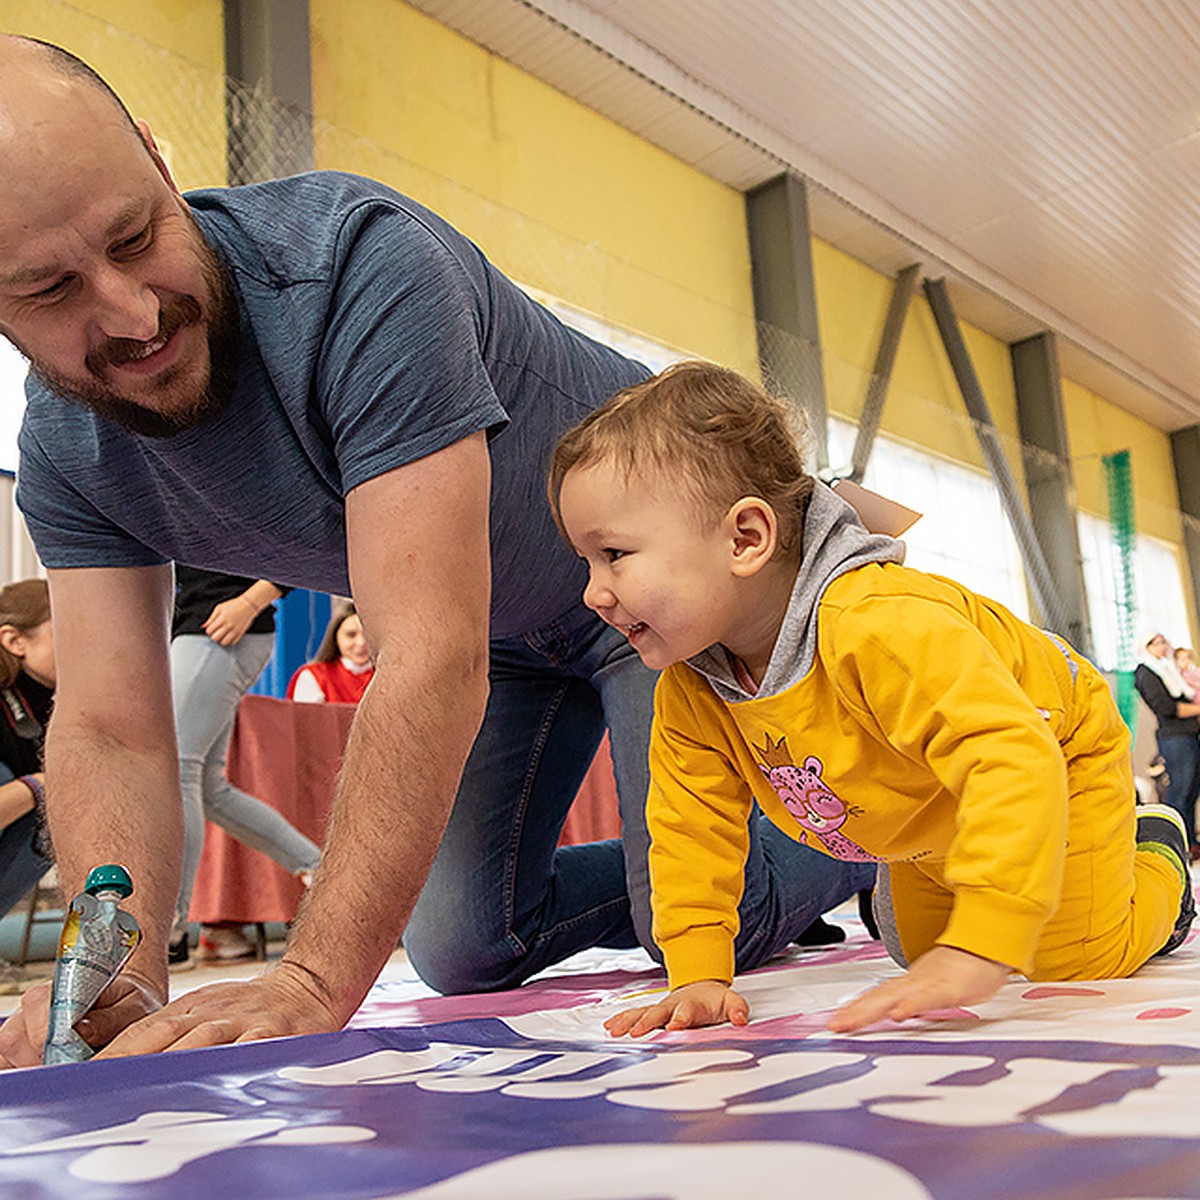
[{"xmin": 726, "ymin": 497, "xmax": 777, "ymax": 577}]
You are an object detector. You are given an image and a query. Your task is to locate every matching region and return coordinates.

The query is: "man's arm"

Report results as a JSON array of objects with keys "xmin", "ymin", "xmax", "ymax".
[
  {"xmin": 92, "ymin": 432, "xmax": 492, "ymax": 1055},
  {"xmin": 0, "ymin": 563, "xmax": 180, "ymax": 1067},
  {"xmin": 283, "ymin": 430, "xmax": 491, "ymax": 1019}
]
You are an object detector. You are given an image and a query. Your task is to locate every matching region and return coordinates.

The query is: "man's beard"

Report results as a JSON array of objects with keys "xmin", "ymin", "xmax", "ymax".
[{"xmin": 26, "ymin": 236, "xmax": 240, "ymax": 439}]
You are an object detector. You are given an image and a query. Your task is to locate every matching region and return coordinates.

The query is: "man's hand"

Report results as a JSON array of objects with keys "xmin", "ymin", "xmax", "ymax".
[
  {"xmin": 92, "ymin": 960, "xmax": 344, "ymax": 1058},
  {"xmin": 201, "ymin": 597, "xmax": 258, "ymax": 647},
  {"xmin": 827, "ymin": 944, "xmax": 1010, "ymax": 1033},
  {"xmin": 0, "ymin": 973, "xmax": 163, "ymax": 1069},
  {"xmin": 604, "ymin": 980, "xmax": 749, "ymax": 1038}
]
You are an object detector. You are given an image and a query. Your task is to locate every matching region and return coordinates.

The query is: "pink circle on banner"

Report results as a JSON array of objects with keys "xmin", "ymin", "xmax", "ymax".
[
  {"xmin": 1136, "ymin": 1007, "xmax": 1191, "ymax": 1020},
  {"xmin": 1020, "ymin": 986, "xmax": 1106, "ymax": 999}
]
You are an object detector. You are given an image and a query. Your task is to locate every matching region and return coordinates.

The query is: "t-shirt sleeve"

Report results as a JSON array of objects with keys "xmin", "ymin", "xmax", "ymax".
[
  {"xmin": 16, "ymin": 410, "xmax": 168, "ymax": 570},
  {"xmin": 312, "ymin": 202, "xmax": 510, "ymax": 496}
]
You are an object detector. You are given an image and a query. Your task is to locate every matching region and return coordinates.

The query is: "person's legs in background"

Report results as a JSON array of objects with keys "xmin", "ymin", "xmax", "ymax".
[
  {"xmin": 0, "ymin": 811, "xmax": 51, "ymax": 992},
  {"xmin": 1156, "ymin": 733, "xmax": 1200, "ymax": 854},
  {"xmin": 171, "ymin": 632, "xmax": 320, "ymax": 965}
]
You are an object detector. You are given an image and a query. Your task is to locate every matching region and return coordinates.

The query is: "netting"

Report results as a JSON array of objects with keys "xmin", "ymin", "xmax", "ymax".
[{"xmin": 1103, "ymin": 450, "xmax": 1139, "ymax": 731}]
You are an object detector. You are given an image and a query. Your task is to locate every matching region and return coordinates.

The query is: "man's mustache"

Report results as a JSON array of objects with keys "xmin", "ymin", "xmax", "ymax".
[{"xmin": 85, "ymin": 294, "xmax": 203, "ymax": 374}]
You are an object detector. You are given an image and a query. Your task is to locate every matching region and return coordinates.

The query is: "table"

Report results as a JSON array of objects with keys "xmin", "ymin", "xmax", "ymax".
[{"xmin": 189, "ymin": 696, "xmax": 621, "ymax": 924}]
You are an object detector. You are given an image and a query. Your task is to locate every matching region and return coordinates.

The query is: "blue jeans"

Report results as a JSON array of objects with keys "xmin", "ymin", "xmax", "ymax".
[
  {"xmin": 403, "ymin": 601, "xmax": 875, "ymax": 993},
  {"xmin": 171, "ymin": 633, "xmax": 322, "ymax": 922},
  {"xmin": 0, "ymin": 809, "xmax": 50, "ymax": 921},
  {"xmin": 1157, "ymin": 732, "xmax": 1200, "ymax": 846}
]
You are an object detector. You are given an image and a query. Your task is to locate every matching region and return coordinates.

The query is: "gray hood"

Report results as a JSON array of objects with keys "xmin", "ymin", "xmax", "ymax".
[{"xmin": 687, "ymin": 481, "xmax": 906, "ymax": 703}]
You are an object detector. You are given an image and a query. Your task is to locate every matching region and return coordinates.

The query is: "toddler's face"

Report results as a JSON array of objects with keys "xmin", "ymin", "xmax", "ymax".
[{"xmin": 558, "ymin": 460, "xmax": 739, "ymax": 670}]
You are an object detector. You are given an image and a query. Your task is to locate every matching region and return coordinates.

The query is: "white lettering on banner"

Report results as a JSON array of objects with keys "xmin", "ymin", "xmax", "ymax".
[
  {"xmin": 391, "ymin": 1142, "xmax": 934, "ymax": 1200},
  {"xmin": 733, "ymin": 1056, "xmax": 1103, "ymax": 1123},
  {"xmin": 281, "ymin": 1046, "xmax": 754, "ymax": 1101},
  {"xmin": 282, "ymin": 1042, "xmax": 1185, "ymax": 1130},
  {"xmin": 1037, "ymin": 1063, "xmax": 1200, "ymax": 1138},
  {"xmin": 607, "ymin": 1052, "xmax": 864, "ymax": 1111},
  {"xmin": 4, "ymin": 1110, "xmax": 375, "ymax": 1183}
]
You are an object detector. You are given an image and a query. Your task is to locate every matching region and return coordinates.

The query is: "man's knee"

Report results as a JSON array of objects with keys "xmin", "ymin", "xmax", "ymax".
[
  {"xmin": 402, "ymin": 921, "xmax": 527, "ymax": 995},
  {"xmin": 403, "ymin": 889, "xmax": 535, "ymax": 995}
]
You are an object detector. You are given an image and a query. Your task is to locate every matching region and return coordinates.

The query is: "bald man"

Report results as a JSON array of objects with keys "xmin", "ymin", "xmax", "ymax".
[{"xmin": 0, "ymin": 36, "xmax": 872, "ymax": 1065}]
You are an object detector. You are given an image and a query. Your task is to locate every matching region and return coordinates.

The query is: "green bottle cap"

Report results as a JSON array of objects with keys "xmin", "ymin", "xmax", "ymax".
[{"xmin": 84, "ymin": 864, "xmax": 133, "ymax": 898}]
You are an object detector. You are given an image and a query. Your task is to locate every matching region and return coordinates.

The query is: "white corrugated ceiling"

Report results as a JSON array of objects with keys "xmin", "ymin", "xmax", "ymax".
[{"xmin": 410, "ymin": 0, "xmax": 1200, "ymax": 431}]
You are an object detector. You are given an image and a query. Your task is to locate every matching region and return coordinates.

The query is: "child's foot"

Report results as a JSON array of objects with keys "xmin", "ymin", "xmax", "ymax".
[{"xmin": 1136, "ymin": 803, "xmax": 1197, "ymax": 954}]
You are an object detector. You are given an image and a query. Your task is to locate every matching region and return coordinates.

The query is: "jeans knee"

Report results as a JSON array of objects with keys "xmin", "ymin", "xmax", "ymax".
[{"xmin": 403, "ymin": 920, "xmax": 524, "ymax": 995}]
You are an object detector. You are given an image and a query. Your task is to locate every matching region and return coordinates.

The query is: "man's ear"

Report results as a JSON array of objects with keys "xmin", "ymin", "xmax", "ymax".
[
  {"xmin": 725, "ymin": 497, "xmax": 778, "ymax": 577},
  {"xmin": 137, "ymin": 119, "xmax": 183, "ymax": 198}
]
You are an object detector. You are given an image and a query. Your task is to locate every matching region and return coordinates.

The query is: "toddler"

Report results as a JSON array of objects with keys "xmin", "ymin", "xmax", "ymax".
[{"xmin": 549, "ymin": 361, "xmax": 1195, "ymax": 1034}]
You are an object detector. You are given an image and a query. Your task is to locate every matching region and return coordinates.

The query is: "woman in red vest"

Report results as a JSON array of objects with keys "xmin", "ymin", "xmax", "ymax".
[{"xmin": 287, "ymin": 601, "xmax": 375, "ymax": 704}]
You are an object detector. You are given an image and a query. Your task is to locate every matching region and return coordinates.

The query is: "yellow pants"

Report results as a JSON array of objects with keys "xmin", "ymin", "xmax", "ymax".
[{"xmin": 884, "ymin": 665, "xmax": 1184, "ymax": 981}]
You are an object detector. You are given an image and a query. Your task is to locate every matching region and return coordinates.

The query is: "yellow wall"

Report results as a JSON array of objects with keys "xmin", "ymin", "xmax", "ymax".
[
  {"xmin": 813, "ymin": 239, "xmax": 1022, "ymax": 476},
  {"xmin": 0, "ymin": 0, "xmax": 226, "ymax": 188},
  {"xmin": 2, "ymin": 0, "xmax": 1190, "ymax": 590},
  {"xmin": 309, "ymin": 0, "xmax": 758, "ymax": 374},
  {"xmin": 1064, "ymin": 378, "xmax": 1184, "ymax": 542}
]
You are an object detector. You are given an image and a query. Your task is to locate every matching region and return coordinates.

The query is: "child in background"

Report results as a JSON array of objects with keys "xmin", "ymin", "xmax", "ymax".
[
  {"xmin": 1174, "ymin": 647, "xmax": 1200, "ymax": 697},
  {"xmin": 549, "ymin": 361, "xmax": 1195, "ymax": 1035},
  {"xmin": 287, "ymin": 601, "xmax": 374, "ymax": 704}
]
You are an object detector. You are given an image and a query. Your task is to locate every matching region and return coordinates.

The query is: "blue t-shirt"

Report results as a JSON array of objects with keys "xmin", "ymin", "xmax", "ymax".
[{"xmin": 16, "ymin": 172, "xmax": 647, "ymax": 639}]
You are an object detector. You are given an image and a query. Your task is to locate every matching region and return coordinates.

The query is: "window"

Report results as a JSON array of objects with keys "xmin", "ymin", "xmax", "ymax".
[
  {"xmin": 0, "ymin": 340, "xmax": 27, "ymax": 476},
  {"xmin": 828, "ymin": 417, "xmax": 1030, "ymax": 620},
  {"xmin": 517, "ymin": 285, "xmax": 684, "ymax": 374},
  {"xmin": 1078, "ymin": 510, "xmax": 1194, "ymax": 669}
]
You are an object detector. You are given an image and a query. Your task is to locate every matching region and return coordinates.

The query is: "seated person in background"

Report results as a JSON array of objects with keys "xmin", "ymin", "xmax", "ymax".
[
  {"xmin": 286, "ymin": 602, "xmax": 374, "ymax": 704},
  {"xmin": 172, "ymin": 566, "xmax": 322, "ymax": 965},
  {"xmin": 0, "ymin": 579, "xmax": 56, "ymax": 993},
  {"xmin": 550, "ymin": 361, "xmax": 1196, "ymax": 1037}
]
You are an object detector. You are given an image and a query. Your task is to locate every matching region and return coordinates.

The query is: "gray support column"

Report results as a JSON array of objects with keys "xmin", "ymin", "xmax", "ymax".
[
  {"xmin": 849, "ymin": 263, "xmax": 920, "ymax": 483},
  {"xmin": 1170, "ymin": 426, "xmax": 1200, "ymax": 625},
  {"xmin": 1011, "ymin": 333, "xmax": 1094, "ymax": 658},
  {"xmin": 224, "ymin": 0, "xmax": 314, "ymax": 185},
  {"xmin": 745, "ymin": 173, "xmax": 829, "ymax": 472},
  {"xmin": 923, "ymin": 278, "xmax": 1067, "ymax": 632}
]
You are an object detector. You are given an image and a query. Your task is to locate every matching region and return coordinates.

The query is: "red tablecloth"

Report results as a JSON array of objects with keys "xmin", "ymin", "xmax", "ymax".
[{"xmin": 189, "ymin": 696, "xmax": 622, "ymax": 924}]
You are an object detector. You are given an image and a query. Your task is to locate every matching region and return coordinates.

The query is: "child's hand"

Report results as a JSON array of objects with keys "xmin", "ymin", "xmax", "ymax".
[
  {"xmin": 827, "ymin": 945, "xmax": 1010, "ymax": 1033},
  {"xmin": 604, "ymin": 980, "xmax": 749, "ymax": 1038}
]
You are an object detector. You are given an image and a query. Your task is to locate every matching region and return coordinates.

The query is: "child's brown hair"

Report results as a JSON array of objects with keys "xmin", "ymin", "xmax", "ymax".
[{"xmin": 549, "ymin": 361, "xmax": 815, "ymax": 558}]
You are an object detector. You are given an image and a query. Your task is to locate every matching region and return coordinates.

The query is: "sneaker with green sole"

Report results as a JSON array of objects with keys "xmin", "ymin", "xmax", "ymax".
[{"xmin": 1136, "ymin": 803, "xmax": 1197, "ymax": 955}]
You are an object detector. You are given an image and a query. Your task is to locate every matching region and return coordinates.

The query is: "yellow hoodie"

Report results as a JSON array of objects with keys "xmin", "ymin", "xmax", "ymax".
[{"xmin": 648, "ymin": 561, "xmax": 1143, "ymax": 990}]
